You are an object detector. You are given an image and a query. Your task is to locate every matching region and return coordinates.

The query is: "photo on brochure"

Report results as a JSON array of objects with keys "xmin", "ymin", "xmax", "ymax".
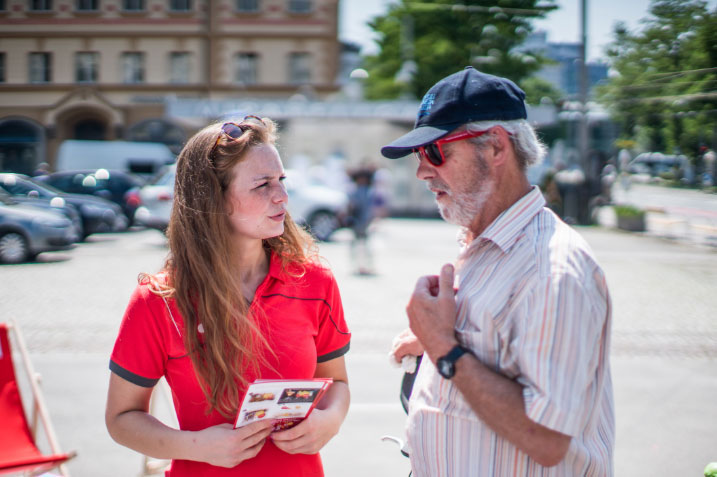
[{"xmin": 234, "ymin": 378, "xmax": 332, "ymax": 432}]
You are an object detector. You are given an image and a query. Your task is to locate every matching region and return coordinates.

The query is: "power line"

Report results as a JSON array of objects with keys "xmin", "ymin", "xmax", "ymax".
[
  {"xmin": 610, "ymin": 78, "xmax": 717, "ymax": 92},
  {"xmin": 647, "ymin": 66, "xmax": 717, "ymax": 79},
  {"xmin": 607, "ymin": 91, "xmax": 717, "ymax": 104},
  {"xmin": 402, "ymin": 2, "xmax": 556, "ymax": 16}
]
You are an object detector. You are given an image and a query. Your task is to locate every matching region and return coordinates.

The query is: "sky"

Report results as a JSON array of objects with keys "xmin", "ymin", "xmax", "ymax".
[{"xmin": 338, "ymin": 0, "xmax": 716, "ymax": 63}]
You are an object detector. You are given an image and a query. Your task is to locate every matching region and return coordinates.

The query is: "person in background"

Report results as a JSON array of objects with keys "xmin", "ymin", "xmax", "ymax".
[
  {"xmin": 105, "ymin": 116, "xmax": 351, "ymax": 476},
  {"xmin": 32, "ymin": 162, "xmax": 50, "ymax": 177},
  {"xmin": 385, "ymin": 67, "xmax": 614, "ymax": 476},
  {"xmin": 346, "ymin": 162, "xmax": 386, "ymax": 275}
]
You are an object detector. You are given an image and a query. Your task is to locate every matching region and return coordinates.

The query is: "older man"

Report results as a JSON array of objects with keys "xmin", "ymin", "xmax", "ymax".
[{"xmin": 384, "ymin": 67, "xmax": 614, "ymax": 476}]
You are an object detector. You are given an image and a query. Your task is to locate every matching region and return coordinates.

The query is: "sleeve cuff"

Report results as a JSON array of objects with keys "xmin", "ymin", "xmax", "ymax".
[
  {"xmin": 523, "ymin": 385, "xmax": 581, "ymax": 436},
  {"xmin": 109, "ymin": 360, "xmax": 160, "ymax": 388},
  {"xmin": 317, "ymin": 342, "xmax": 350, "ymax": 363}
]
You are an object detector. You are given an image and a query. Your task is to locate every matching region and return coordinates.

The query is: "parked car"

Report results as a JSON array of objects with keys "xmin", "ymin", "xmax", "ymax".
[
  {"xmin": 627, "ymin": 153, "xmax": 686, "ymax": 177},
  {"xmin": 132, "ymin": 164, "xmax": 175, "ymax": 233},
  {"xmin": 35, "ymin": 168, "xmax": 145, "ymax": 224},
  {"xmin": 284, "ymin": 169, "xmax": 349, "ymax": 241},
  {"xmin": 0, "ymin": 188, "xmax": 83, "ymax": 243},
  {"xmin": 56, "ymin": 139, "xmax": 175, "ymax": 175},
  {"xmin": 133, "ymin": 166, "xmax": 348, "ymax": 241},
  {"xmin": 0, "ymin": 194, "xmax": 75, "ymax": 264},
  {"xmin": 0, "ymin": 173, "xmax": 128, "ymax": 238}
]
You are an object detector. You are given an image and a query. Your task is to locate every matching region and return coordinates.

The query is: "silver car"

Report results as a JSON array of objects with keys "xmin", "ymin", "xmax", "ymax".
[{"xmin": 0, "ymin": 195, "xmax": 76, "ymax": 263}]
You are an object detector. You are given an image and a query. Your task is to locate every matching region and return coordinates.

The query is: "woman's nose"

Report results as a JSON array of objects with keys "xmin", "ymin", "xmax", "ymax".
[{"xmin": 274, "ymin": 183, "xmax": 289, "ymax": 203}]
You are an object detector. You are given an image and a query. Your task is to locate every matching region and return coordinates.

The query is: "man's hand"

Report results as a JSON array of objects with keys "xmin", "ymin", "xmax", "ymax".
[
  {"xmin": 406, "ymin": 263, "xmax": 458, "ymax": 362},
  {"xmin": 390, "ymin": 328, "xmax": 424, "ymax": 363}
]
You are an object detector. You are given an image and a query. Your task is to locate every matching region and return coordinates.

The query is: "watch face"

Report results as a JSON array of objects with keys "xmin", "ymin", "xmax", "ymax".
[{"xmin": 438, "ymin": 359, "xmax": 453, "ymax": 378}]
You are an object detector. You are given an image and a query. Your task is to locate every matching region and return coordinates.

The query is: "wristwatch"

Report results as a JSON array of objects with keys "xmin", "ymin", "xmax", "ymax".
[{"xmin": 436, "ymin": 344, "xmax": 471, "ymax": 380}]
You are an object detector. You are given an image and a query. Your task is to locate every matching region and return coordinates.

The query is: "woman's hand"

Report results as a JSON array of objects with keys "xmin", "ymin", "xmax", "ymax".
[
  {"xmin": 270, "ymin": 407, "xmax": 341, "ymax": 455},
  {"xmin": 270, "ymin": 357, "xmax": 350, "ymax": 455},
  {"xmin": 192, "ymin": 421, "xmax": 275, "ymax": 468}
]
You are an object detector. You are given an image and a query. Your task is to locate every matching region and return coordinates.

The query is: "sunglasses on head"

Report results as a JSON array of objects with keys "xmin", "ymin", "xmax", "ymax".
[
  {"xmin": 210, "ymin": 115, "xmax": 265, "ymax": 163},
  {"xmin": 413, "ymin": 129, "xmax": 490, "ymax": 166}
]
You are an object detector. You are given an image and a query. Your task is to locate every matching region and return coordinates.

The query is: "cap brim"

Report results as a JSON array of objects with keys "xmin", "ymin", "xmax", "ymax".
[{"xmin": 380, "ymin": 124, "xmax": 458, "ymax": 159}]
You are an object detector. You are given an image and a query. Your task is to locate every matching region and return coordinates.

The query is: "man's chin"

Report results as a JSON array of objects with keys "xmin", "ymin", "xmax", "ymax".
[{"xmin": 437, "ymin": 204, "xmax": 462, "ymax": 226}]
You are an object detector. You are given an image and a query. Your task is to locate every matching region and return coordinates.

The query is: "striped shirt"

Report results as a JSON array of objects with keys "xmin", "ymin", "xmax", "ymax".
[{"xmin": 406, "ymin": 186, "xmax": 615, "ymax": 476}]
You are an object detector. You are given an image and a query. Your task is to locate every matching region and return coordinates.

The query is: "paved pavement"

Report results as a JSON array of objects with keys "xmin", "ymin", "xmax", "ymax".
[
  {"xmin": 604, "ymin": 182, "xmax": 717, "ymax": 249},
  {"xmin": 3, "ymin": 215, "xmax": 717, "ymax": 476}
]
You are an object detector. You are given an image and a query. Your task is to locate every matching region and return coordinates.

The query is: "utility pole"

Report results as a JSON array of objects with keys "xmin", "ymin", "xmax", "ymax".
[{"xmin": 578, "ymin": 0, "xmax": 591, "ymax": 223}]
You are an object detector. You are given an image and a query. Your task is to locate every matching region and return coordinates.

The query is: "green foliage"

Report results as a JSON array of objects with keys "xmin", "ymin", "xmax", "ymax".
[
  {"xmin": 597, "ymin": 0, "xmax": 717, "ymax": 160},
  {"xmin": 614, "ymin": 204, "xmax": 645, "ymax": 218},
  {"xmin": 614, "ymin": 139, "xmax": 638, "ymax": 151},
  {"xmin": 519, "ymin": 76, "xmax": 564, "ymax": 106},
  {"xmin": 363, "ymin": 0, "xmax": 558, "ymax": 101}
]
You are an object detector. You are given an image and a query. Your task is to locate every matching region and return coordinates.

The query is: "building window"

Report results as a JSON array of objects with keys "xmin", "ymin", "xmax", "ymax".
[
  {"xmin": 75, "ymin": 52, "xmax": 99, "ymax": 83},
  {"xmin": 76, "ymin": 0, "xmax": 98, "ymax": 10},
  {"xmin": 122, "ymin": 52, "xmax": 144, "ymax": 83},
  {"xmin": 169, "ymin": 0, "xmax": 191, "ymax": 11},
  {"xmin": 30, "ymin": 0, "xmax": 53, "ymax": 11},
  {"xmin": 29, "ymin": 52, "xmax": 51, "ymax": 83},
  {"xmin": 234, "ymin": 53, "xmax": 258, "ymax": 85},
  {"xmin": 288, "ymin": 52, "xmax": 311, "ymax": 84},
  {"xmin": 0, "ymin": 1, "xmax": 6, "ymax": 11},
  {"xmin": 123, "ymin": 0, "xmax": 143, "ymax": 11},
  {"xmin": 169, "ymin": 52, "xmax": 190, "ymax": 84},
  {"xmin": 0, "ymin": 53, "xmax": 5, "ymax": 83},
  {"xmin": 287, "ymin": 0, "xmax": 311, "ymax": 14},
  {"xmin": 236, "ymin": 0, "xmax": 259, "ymax": 12}
]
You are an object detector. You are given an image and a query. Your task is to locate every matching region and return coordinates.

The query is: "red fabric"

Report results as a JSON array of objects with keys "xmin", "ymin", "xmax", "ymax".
[
  {"xmin": 0, "ymin": 324, "xmax": 72, "ymax": 474},
  {"xmin": 110, "ymin": 254, "xmax": 351, "ymax": 477}
]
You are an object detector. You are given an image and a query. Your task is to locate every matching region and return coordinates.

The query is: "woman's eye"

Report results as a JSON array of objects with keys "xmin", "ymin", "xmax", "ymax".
[{"xmin": 255, "ymin": 183, "xmax": 269, "ymax": 189}]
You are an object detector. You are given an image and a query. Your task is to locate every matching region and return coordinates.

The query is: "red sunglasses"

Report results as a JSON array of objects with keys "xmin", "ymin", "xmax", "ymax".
[
  {"xmin": 210, "ymin": 115, "xmax": 265, "ymax": 162},
  {"xmin": 413, "ymin": 129, "xmax": 490, "ymax": 166}
]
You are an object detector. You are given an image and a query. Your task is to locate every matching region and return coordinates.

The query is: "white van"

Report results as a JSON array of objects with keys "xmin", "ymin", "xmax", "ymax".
[{"xmin": 56, "ymin": 140, "xmax": 175, "ymax": 176}]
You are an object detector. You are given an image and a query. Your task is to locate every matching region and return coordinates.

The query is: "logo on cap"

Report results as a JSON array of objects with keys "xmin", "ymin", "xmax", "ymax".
[{"xmin": 417, "ymin": 93, "xmax": 435, "ymax": 119}]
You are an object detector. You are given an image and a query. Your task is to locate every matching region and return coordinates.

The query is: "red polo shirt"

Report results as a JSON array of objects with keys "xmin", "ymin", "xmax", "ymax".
[{"xmin": 110, "ymin": 253, "xmax": 351, "ymax": 476}]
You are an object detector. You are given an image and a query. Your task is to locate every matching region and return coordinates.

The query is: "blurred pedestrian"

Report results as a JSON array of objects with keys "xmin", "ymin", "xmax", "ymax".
[
  {"xmin": 105, "ymin": 116, "xmax": 351, "ymax": 476},
  {"xmin": 32, "ymin": 162, "xmax": 50, "ymax": 176},
  {"xmin": 383, "ymin": 67, "xmax": 614, "ymax": 476},
  {"xmin": 346, "ymin": 163, "xmax": 385, "ymax": 275}
]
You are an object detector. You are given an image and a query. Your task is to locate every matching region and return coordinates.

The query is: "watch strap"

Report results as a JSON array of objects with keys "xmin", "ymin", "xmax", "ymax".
[{"xmin": 443, "ymin": 344, "xmax": 469, "ymax": 364}]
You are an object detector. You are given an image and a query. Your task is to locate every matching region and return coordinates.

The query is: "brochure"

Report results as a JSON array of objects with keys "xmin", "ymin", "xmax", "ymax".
[{"xmin": 234, "ymin": 378, "xmax": 333, "ymax": 432}]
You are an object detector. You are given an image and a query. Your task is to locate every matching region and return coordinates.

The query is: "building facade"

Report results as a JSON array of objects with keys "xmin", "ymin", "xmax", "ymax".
[
  {"xmin": 0, "ymin": 0, "xmax": 341, "ymax": 174},
  {"xmin": 519, "ymin": 31, "xmax": 609, "ymax": 99}
]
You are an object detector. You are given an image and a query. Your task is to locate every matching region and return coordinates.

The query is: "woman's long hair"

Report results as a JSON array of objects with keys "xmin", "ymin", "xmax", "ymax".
[{"xmin": 152, "ymin": 118, "xmax": 316, "ymax": 418}]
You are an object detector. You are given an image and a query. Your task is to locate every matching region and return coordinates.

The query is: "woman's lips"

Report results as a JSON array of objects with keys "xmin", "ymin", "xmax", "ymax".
[{"xmin": 269, "ymin": 212, "xmax": 286, "ymax": 221}]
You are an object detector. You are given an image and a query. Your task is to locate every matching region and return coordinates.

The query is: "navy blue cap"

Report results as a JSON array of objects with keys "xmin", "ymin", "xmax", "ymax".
[{"xmin": 381, "ymin": 66, "xmax": 527, "ymax": 159}]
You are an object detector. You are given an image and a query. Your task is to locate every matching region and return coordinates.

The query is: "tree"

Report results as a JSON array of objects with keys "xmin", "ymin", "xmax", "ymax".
[
  {"xmin": 362, "ymin": 0, "xmax": 558, "ymax": 101},
  {"xmin": 598, "ymin": 0, "xmax": 717, "ymax": 161}
]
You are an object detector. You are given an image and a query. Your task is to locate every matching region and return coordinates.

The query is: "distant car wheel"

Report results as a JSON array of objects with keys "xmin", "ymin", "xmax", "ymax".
[
  {"xmin": 0, "ymin": 232, "xmax": 30, "ymax": 264},
  {"xmin": 307, "ymin": 210, "xmax": 339, "ymax": 242}
]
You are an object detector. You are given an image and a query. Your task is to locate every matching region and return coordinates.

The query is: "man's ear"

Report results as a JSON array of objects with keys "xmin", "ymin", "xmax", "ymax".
[{"xmin": 488, "ymin": 126, "xmax": 511, "ymax": 166}]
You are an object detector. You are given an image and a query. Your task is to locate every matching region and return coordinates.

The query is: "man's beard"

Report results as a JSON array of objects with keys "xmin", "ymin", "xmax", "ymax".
[
  {"xmin": 430, "ymin": 162, "xmax": 494, "ymax": 228},
  {"xmin": 445, "ymin": 182, "xmax": 494, "ymax": 227}
]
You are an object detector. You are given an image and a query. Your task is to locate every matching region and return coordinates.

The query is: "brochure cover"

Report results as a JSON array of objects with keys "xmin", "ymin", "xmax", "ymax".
[{"xmin": 234, "ymin": 378, "xmax": 333, "ymax": 432}]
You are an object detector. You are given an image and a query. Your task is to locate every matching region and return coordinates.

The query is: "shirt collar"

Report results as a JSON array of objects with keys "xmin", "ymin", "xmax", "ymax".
[
  {"xmin": 472, "ymin": 185, "xmax": 546, "ymax": 253},
  {"xmin": 267, "ymin": 249, "xmax": 286, "ymax": 283}
]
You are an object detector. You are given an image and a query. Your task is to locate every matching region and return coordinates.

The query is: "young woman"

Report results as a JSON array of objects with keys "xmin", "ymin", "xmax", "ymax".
[{"xmin": 105, "ymin": 117, "xmax": 351, "ymax": 476}]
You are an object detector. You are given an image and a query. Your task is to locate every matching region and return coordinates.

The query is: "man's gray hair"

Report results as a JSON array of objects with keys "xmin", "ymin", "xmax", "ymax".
[{"xmin": 465, "ymin": 120, "xmax": 547, "ymax": 170}]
